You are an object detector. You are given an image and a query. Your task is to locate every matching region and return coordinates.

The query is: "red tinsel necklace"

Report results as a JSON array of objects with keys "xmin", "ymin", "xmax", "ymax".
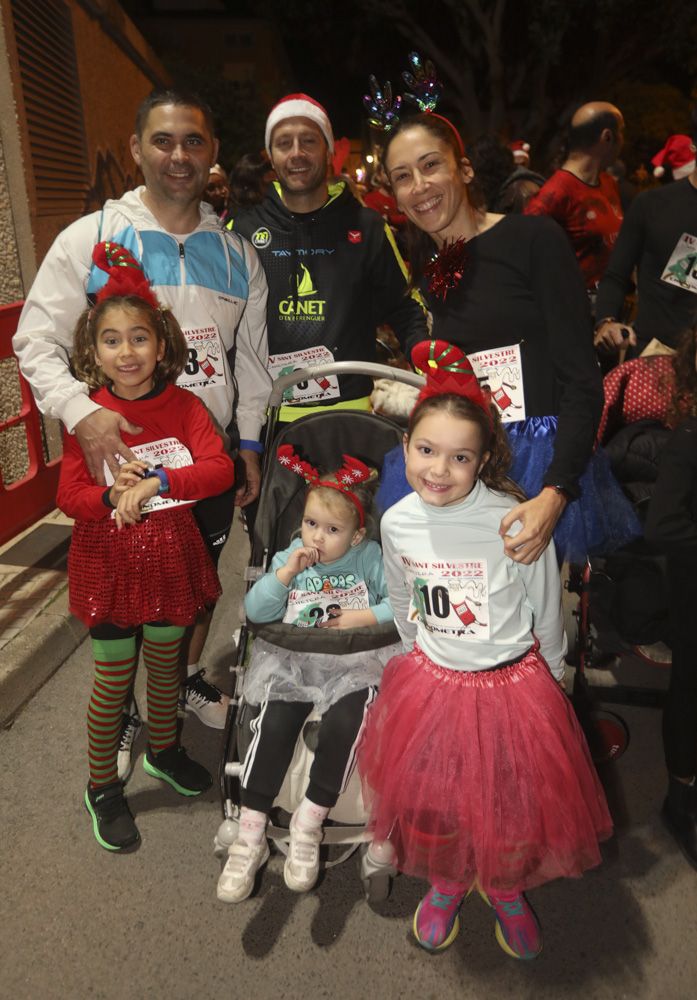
[{"xmin": 424, "ymin": 236, "xmax": 469, "ymax": 300}]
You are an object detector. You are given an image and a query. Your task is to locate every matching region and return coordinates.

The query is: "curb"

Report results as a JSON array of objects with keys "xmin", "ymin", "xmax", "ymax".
[{"xmin": 0, "ymin": 582, "xmax": 87, "ymax": 728}]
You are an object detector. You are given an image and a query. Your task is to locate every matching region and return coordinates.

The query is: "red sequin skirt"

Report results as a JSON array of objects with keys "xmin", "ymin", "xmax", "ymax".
[
  {"xmin": 68, "ymin": 507, "xmax": 221, "ymax": 628},
  {"xmin": 358, "ymin": 644, "xmax": 613, "ymax": 894}
]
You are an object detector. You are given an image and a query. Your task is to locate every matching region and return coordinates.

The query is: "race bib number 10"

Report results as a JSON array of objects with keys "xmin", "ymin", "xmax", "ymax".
[{"xmin": 405, "ymin": 558, "xmax": 490, "ymax": 640}]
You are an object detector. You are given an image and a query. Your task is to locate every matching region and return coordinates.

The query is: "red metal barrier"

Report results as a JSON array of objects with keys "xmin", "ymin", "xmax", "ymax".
[{"xmin": 0, "ymin": 301, "xmax": 61, "ymax": 546}]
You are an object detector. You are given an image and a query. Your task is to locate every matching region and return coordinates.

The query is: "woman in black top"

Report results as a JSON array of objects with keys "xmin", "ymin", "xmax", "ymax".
[{"xmin": 381, "ymin": 112, "xmax": 638, "ymax": 564}]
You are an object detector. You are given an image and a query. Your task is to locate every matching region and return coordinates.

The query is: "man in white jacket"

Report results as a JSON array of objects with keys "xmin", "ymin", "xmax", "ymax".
[{"xmin": 14, "ymin": 88, "xmax": 271, "ymax": 735}]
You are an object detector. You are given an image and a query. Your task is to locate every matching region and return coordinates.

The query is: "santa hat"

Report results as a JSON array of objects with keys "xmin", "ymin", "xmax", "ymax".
[
  {"xmin": 265, "ymin": 93, "xmax": 334, "ymax": 155},
  {"xmin": 652, "ymin": 135, "xmax": 696, "ymax": 180},
  {"xmin": 509, "ymin": 139, "xmax": 531, "ymax": 165}
]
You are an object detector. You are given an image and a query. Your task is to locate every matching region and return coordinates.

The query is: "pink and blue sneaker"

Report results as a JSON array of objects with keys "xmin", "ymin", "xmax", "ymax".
[
  {"xmin": 413, "ymin": 884, "xmax": 468, "ymax": 952},
  {"xmin": 481, "ymin": 890, "xmax": 543, "ymax": 960}
]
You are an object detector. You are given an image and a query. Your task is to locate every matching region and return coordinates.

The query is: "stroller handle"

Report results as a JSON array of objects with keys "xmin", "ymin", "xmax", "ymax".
[{"xmin": 268, "ymin": 361, "xmax": 424, "ymax": 407}]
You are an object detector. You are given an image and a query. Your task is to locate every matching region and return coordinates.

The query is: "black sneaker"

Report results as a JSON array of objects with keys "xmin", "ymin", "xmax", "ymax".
[
  {"xmin": 84, "ymin": 782, "xmax": 140, "ymax": 851},
  {"xmin": 143, "ymin": 744, "xmax": 212, "ymax": 796}
]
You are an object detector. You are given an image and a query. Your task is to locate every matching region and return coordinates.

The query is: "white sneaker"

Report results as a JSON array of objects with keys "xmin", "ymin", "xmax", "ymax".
[
  {"xmin": 184, "ymin": 670, "xmax": 230, "ymax": 729},
  {"xmin": 217, "ymin": 838, "xmax": 270, "ymax": 903},
  {"xmin": 117, "ymin": 712, "xmax": 142, "ymax": 783},
  {"xmin": 361, "ymin": 840, "xmax": 397, "ymax": 880},
  {"xmin": 284, "ymin": 818, "xmax": 322, "ymax": 893}
]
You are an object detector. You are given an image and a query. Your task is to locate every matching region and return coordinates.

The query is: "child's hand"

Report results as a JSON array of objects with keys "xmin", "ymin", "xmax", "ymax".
[
  {"xmin": 108, "ymin": 460, "xmax": 149, "ymax": 507},
  {"xmin": 276, "ymin": 546, "xmax": 319, "ymax": 587},
  {"xmin": 319, "ymin": 608, "xmax": 378, "ymax": 630},
  {"xmin": 114, "ymin": 476, "xmax": 159, "ymax": 529}
]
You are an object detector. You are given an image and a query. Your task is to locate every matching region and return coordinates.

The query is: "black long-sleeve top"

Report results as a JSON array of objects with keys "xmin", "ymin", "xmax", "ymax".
[
  {"xmin": 234, "ymin": 181, "xmax": 427, "ymax": 402},
  {"xmin": 415, "ymin": 214, "xmax": 603, "ymax": 497},
  {"xmin": 595, "ymin": 178, "xmax": 697, "ymax": 350},
  {"xmin": 645, "ymin": 417, "xmax": 697, "ymax": 556}
]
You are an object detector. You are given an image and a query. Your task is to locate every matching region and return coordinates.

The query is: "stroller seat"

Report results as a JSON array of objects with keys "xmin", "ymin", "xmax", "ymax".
[{"xmin": 216, "ymin": 389, "xmax": 415, "ymax": 900}]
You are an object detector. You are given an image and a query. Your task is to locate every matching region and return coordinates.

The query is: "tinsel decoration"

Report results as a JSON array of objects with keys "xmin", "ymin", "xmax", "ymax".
[{"xmin": 424, "ymin": 238, "xmax": 469, "ymax": 300}]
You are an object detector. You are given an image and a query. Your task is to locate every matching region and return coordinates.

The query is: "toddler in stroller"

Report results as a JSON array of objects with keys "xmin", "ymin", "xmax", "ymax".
[{"xmin": 216, "ymin": 408, "xmax": 403, "ymax": 903}]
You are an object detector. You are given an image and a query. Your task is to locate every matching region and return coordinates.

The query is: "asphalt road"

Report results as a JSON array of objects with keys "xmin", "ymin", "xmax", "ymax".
[{"xmin": 2, "ymin": 516, "xmax": 695, "ymax": 1000}]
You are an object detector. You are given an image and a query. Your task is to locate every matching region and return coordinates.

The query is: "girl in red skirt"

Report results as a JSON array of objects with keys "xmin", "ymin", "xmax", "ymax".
[
  {"xmin": 359, "ymin": 340, "xmax": 612, "ymax": 959},
  {"xmin": 57, "ymin": 242, "xmax": 235, "ymax": 851}
]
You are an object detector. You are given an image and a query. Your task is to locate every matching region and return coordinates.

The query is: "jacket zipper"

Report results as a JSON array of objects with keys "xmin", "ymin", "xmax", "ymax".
[{"xmin": 178, "ymin": 241, "xmax": 186, "ymax": 284}]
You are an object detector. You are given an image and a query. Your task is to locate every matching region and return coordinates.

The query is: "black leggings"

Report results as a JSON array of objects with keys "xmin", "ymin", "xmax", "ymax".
[
  {"xmin": 664, "ymin": 560, "xmax": 697, "ymax": 777},
  {"xmin": 193, "ymin": 484, "xmax": 236, "ymax": 567},
  {"xmin": 90, "ymin": 620, "xmax": 172, "ymax": 640},
  {"xmin": 240, "ymin": 687, "xmax": 376, "ymax": 812}
]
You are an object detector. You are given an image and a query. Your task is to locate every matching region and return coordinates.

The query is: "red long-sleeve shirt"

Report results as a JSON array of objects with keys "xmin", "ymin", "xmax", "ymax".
[
  {"xmin": 57, "ymin": 383, "xmax": 235, "ymax": 521},
  {"xmin": 525, "ymin": 169, "xmax": 623, "ymax": 290}
]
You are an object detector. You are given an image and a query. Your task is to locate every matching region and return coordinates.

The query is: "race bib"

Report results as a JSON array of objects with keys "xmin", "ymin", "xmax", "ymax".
[
  {"xmin": 104, "ymin": 437, "xmax": 194, "ymax": 514},
  {"xmin": 402, "ymin": 556, "xmax": 490, "ymax": 640},
  {"xmin": 283, "ymin": 581, "xmax": 369, "ymax": 627},
  {"xmin": 661, "ymin": 233, "xmax": 697, "ymax": 294},
  {"xmin": 268, "ymin": 345, "xmax": 340, "ymax": 403},
  {"xmin": 468, "ymin": 344, "xmax": 525, "ymax": 423},
  {"xmin": 178, "ymin": 325, "xmax": 228, "ymax": 389}
]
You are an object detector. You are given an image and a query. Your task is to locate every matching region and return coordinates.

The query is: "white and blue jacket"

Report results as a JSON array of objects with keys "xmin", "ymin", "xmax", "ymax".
[{"xmin": 14, "ymin": 188, "xmax": 271, "ymax": 448}]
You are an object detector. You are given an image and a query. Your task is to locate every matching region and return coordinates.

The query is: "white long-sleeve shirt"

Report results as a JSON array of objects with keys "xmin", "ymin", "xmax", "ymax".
[{"xmin": 380, "ymin": 480, "xmax": 567, "ymax": 678}]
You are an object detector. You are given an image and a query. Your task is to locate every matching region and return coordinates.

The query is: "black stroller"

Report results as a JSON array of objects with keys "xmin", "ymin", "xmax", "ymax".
[{"xmin": 214, "ymin": 362, "xmax": 423, "ymax": 901}]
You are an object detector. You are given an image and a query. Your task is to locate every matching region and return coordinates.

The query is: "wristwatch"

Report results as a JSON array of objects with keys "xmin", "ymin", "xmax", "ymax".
[
  {"xmin": 143, "ymin": 467, "xmax": 170, "ymax": 495},
  {"xmin": 543, "ymin": 483, "xmax": 571, "ymax": 502}
]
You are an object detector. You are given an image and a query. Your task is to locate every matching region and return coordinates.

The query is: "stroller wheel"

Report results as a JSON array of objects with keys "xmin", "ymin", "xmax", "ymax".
[
  {"xmin": 363, "ymin": 873, "xmax": 392, "ymax": 904},
  {"xmin": 213, "ymin": 818, "xmax": 240, "ymax": 858},
  {"xmin": 586, "ymin": 710, "xmax": 630, "ymax": 763}
]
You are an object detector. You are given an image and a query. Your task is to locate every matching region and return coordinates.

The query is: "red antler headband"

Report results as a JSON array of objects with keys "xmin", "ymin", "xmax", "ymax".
[
  {"xmin": 411, "ymin": 339, "xmax": 493, "ymax": 428},
  {"xmin": 92, "ymin": 241, "xmax": 160, "ymax": 310},
  {"xmin": 277, "ymin": 445, "xmax": 372, "ymax": 526}
]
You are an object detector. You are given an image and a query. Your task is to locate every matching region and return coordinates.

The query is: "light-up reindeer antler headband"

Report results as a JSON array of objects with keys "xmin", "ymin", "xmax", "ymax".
[
  {"xmin": 363, "ymin": 51, "xmax": 464, "ymax": 156},
  {"xmin": 277, "ymin": 445, "xmax": 372, "ymax": 527}
]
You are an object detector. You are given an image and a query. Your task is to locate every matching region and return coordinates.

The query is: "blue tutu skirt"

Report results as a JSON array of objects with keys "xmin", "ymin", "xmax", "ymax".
[{"xmin": 376, "ymin": 416, "xmax": 641, "ymax": 564}]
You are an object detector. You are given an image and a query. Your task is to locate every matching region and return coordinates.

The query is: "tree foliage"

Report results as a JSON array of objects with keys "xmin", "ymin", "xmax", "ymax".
[{"xmin": 259, "ymin": 0, "xmax": 697, "ymax": 152}]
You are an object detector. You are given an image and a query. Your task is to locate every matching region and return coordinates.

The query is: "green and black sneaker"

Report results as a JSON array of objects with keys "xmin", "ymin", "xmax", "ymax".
[
  {"xmin": 84, "ymin": 781, "xmax": 140, "ymax": 851},
  {"xmin": 143, "ymin": 744, "xmax": 212, "ymax": 796}
]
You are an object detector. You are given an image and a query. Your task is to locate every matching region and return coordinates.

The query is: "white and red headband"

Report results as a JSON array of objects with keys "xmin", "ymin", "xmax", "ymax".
[{"xmin": 277, "ymin": 445, "xmax": 371, "ymax": 526}]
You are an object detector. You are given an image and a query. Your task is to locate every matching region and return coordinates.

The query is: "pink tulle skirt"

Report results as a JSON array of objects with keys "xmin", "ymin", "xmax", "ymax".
[
  {"xmin": 358, "ymin": 644, "xmax": 613, "ymax": 894},
  {"xmin": 68, "ymin": 507, "xmax": 221, "ymax": 629}
]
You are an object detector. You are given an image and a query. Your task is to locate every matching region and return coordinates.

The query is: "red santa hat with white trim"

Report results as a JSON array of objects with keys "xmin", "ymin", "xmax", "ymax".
[
  {"xmin": 509, "ymin": 139, "xmax": 531, "ymax": 166},
  {"xmin": 651, "ymin": 134, "xmax": 696, "ymax": 181},
  {"xmin": 265, "ymin": 93, "xmax": 334, "ymax": 155}
]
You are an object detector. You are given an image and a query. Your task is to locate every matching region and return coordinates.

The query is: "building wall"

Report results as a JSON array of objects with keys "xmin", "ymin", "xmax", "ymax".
[
  {"xmin": 0, "ymin": 0, "xmax": 168, "ymax": 492},
  {"xmin": 135, "ymin": 14, "xmax": 293, "ymax": 114},
  {"xmin": 1, "ymin": 0, "xmax": 169, "ymax": 268},
  {"xmin": 0, "ymin": 134, "xmax": 23, "ymax": 304}
]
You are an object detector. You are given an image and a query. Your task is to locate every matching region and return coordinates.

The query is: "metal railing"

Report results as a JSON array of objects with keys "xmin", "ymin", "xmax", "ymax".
[{"xmin": 0, "ymin": 302, "xmax": 61, "ymax": 546}]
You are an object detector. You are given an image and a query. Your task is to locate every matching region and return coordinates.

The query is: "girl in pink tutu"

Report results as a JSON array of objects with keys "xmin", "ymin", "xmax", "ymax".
[
  {"xmin": 359, "ymin": 339, "xmax": 612, "ymax": 960},
  {"xmin": 57, "ymin": 242, "xmax": 235, "ymax": 852}
]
